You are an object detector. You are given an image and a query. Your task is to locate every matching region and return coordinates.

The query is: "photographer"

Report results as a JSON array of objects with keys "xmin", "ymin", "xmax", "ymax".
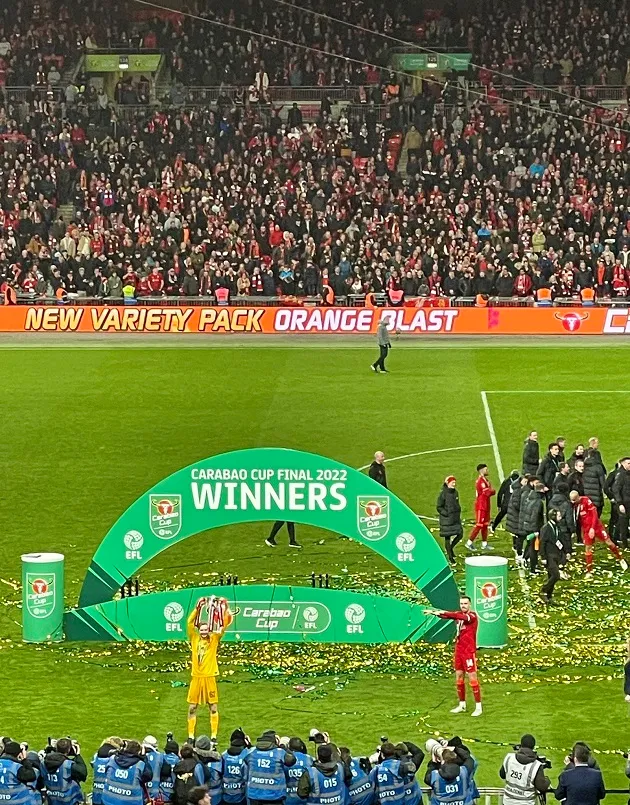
[
  {"xmin": 500, "ymin": 735, "xmax": 550, "ymax": 805},
  {"xmin": 102, "ymin": 740, "xmax": 153, "ymax": 805},
  {"xmin": 92, "ymin": 738, "xmax": 124, "ymax": 805},
  {"xmin": 296, "ymin": 743, "xmax": 352, "ymax": 803},
  {"xmin": 425, "ymin": 749, "xmax": 472, "ymax": 805},
  {"xmin": 41, "ymin": 738, "xmax": 87, "ymax": 805},
  {"xmin": 0, "ymin": 740, "xmax": 38, "ymax": 803},
  {"xmin": 540, "ymin": 509, "xmax": 570, "ymax": 604},
  {"xmin": 339, "ymin": 748, "xmax": 373, "ymax": 805},
  {"xmin": 370, "ymin": 742, "xmax": 416, "ymax": 805},
  {"xmin": 555, "ymin": 743, "xmax": 605, "ymax": 805}
]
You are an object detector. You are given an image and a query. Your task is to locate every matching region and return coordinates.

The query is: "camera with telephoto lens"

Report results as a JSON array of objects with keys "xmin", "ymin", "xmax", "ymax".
[{"xmin": 513, "ymin": 746, "xmax": 551, "ymax": 769}]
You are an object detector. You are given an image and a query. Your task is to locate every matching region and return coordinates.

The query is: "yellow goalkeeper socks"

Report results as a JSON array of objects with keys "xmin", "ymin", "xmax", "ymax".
[
  {"xmin": 210, "ymin": 712, "xmax": 219, "ymax": 739},
  {"xmin": 187, "ymin": 715, "xmax": 197, "ymax": 739}
]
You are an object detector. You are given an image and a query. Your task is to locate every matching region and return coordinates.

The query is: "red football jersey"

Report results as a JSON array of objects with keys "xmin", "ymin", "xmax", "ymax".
[
  {"xmin": 575, "ymin": 495, "xmax": 600, "ymax": 531},
  {"xmin": 474, "ymin": 476, "xmax": 495, "ymax": 511},
  {"xmin": 438, "ymin": 610, "xmax": 478, "ymax": 655}
]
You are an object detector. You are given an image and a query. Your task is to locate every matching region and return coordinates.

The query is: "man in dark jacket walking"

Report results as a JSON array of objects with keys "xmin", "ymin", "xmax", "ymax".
[
  {"xmin": 537, "ymin": 443, "xmax": 561, "ymax": 502},
  {"xmin": 436, "ymin": 476, "xmax": 463, "ymax": 564},
  {"xmin": 368, "ymin": 451, "xmax": 388, "ymax": 488},
  {"xmin": 539, "ymin": 509, "xmax": 570, "ymax": 603},
  {"xmin": 371, "ymin": 319, "xmax": 391, "ymax": 373},
  {"xmin": 604, "ymin": 462, "xmax": 620, "ymax": 544},
  {"xmin": 520, "ymin": 481, "xmax": 545, "ymax": 573},
  {"xmin": 549, "ymin": 482, "xmax": 575, "ymax": 550},
  {"xmin": 522, "ymin": 432, "xmax": 540, "ymax": 475},
  {"xmin": 492, "ymin": 470, "xmax": 519, "ymax": 532},
  {"xmin": 568, "ymin": 459, "xmax": 585, "ymax": 496},
  {"xmin": 613, "ymin": 457, "xmax": 630, "ymax": 548}
]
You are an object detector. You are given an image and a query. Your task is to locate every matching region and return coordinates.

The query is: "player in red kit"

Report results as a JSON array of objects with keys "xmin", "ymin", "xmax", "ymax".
[
  {"xmin": 465, "ymin": 464, "xmax": 496, "ymax": 552},
  {"xmin": 569, "ymin": 490, "xmax": 628, "ymax": 578},
  {"xmin": 425, "ymin": 595, "xmax": 482, "ymax": 717}
]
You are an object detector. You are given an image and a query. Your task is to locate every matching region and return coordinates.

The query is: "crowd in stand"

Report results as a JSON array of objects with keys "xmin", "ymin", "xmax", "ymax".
[
  {"xmin": 0, "ymin": 728, "xmax": 621, "ymax": 805},
  {"xmin": 1, "ymin": 0, "xmax": 630, "ymax": 302}
]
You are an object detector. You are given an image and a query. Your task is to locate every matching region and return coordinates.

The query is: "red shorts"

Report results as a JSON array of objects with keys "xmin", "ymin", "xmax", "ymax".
[
  {"xmin": 454, "ymin": 651, "xmax": 477, "ymax": 673},
  {"xmin": 474, "ymin": 511, "xmax": 490, "ymax": 527},
  {"xmin": 583, "ymin": 526, "xmax": 608, "ymax": 547}
]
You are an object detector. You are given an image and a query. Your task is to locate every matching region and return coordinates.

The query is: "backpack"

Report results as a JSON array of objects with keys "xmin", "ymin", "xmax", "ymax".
[{"xmin": 172, "ymin": 769, "xmax": 197, "ymax": 805}]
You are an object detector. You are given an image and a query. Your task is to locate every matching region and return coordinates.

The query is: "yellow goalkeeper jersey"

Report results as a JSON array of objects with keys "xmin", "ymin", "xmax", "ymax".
[{"xmin": 187, "ymin": 610, "xmax": 232, "ymax": 678}]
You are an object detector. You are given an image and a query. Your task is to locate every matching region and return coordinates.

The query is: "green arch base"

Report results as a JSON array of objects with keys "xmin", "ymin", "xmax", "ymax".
[
  {"xmin": 78, "ymin": 448, "xmax": 458, "ymax": 613},
  {"xmin": 65, "ymin": 585, "xmax": 453, "ymax": 643}
]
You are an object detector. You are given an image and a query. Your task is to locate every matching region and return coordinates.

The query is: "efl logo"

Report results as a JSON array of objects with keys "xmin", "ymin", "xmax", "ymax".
[
  {"xmin": 164, "ymin": 602, "xmax": 185, "ymax": 632},
  {"xmin": 123, "ymin": 530, "xmax": 144, "ymax": 560},
  {"xmin": 554, "ymin": 312, "xmax": 589, "ymax": 332},
  {"xmin": 345, "ymin": 603, "xmax": 365, "ymax": 634},
  {"xmin": 395, "ymin": 532, "xmax": 416, "ymax": 562}
]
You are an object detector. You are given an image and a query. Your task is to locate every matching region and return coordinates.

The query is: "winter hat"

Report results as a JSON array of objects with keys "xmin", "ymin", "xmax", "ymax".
[
  {"xmin": 165, "ymin": 740, "xmax": 180, "ymax": 755},
  {"xmin": 195, "ymin": 736, "xmax": 215, "ymax": 758},
  {"xmin": 143, "ymin": 736, "xmax": 158, "ymax": 750},
  {"xmin": 520, "ymin": 734, "xmax": 536, "ymax": 750},
  {"xmin": 230, "ymin": 729, "xmax": 246, "ymax": 748},
  {"xmin": 445, "ymin": 475, "xmax": 456, "ymax": 485},
  {"xmin": 4, "ymin": 742, "xmax": 21, "ymax": 757}
]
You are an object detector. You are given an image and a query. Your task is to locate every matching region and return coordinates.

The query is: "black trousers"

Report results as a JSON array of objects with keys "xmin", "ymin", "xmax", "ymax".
[
  {"xmin": 541, "ymin": 555, "xmax": 561, "ymax": 600},
  {"xmin": 617, "ymin": 507, "xmax": 630, "ymax": 548},
  {"xmin": 524, "ymin": 538, "xmax": 538, "ymax": 572},
  {"xmin": 268, "ymin": 521, "xmax": 296, "ymax": 543},
  {"xmin": 373, "ymin": 344, "xmax": 389, "ymax": 370},
  {"xmin": 624, "ymin": 661, "xmax": 630, "ymax": 696},
  {"xmin": 492, "ymin": 507, "xmax": 508, "ymax": 529},
  {"xmin": 444, "ymin": 532, "xmax": 463, "ymax": 561}
]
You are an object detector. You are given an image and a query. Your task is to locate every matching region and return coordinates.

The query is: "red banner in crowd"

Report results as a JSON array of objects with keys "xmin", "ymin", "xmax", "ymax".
[{"xmin": 1, "ymin": 305, "xmax": 630, "ymax": 335}]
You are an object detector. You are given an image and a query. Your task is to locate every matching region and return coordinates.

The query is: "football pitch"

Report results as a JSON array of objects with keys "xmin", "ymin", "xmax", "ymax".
[{"xmin": 2, "ymin": 339, "xmax": 630, "ymax": 786}]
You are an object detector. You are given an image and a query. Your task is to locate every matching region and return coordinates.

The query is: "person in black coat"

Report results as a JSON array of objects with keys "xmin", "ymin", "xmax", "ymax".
[
  {"xmin": 613, "ymin": 457, "xmax": 630, "ymax": 548},
  {"xmin": 537, "ymin": 443, "xmax": 561, "ymax": 501},
  {"xmin": 540, "ymin": 508, "xmax": 570, "ymax": 603},
  {"xmin": 522, "ymin": 431, "xmax": 540, "ymax": 475},
  {"xmin": 583, "ymin": 452, "xmax": 605, "ymax": 515},
  {"xmin": 549, "ymin": 482, "xmax": 576, "ymax": 550},
  {"xmin": 507, "ymin": 475, "xmax": 530, "ymax": 559},
  {"xmin": 491, "ymin": 470, "xmax": 519, "ymax": 532},
  {"xmin": 520, "ymin": 481, "xmax": 545, "ymax": 573},
  {"xmin": 368, "ymin": 451, "xmax": 387, "ymax": 487},
  {"xmin": 552, "ymin": 462, "xmax": 571, "ymax": 493},
  {"xmin": 604, "ymin": 462, "xmax": 620, "ymax": 544},
  {"xmin": 568, "ymin": 444, "xmax": 585, "ymax": 470},
  {"xmin": 436, "ymin": 476, "xmax": 463, "ymax": 564}
]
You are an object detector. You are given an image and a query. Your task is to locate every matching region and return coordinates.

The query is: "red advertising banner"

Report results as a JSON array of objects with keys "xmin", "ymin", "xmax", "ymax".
[{"xmin": 0, "ymin": 305, "xmax": 629, "ymax": 335}]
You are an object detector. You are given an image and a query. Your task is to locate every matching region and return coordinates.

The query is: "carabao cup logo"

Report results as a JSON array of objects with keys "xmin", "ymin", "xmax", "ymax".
[
  {"xmin": 475, "ymin": 578, "xmax": 504, "ymax": 623},
  {"xmin": 357, "ymin": 496, "xmax": 390, "ymax": 540},
  {"xmin": 150, "ymin": 494, "xmax": 182, "ymax": 539}
]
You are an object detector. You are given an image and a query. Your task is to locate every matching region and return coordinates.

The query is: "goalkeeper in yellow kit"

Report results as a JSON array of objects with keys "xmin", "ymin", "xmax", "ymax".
[{"xmin": 187, "ymin": 596, "xmax": 233, "ymax": 744}]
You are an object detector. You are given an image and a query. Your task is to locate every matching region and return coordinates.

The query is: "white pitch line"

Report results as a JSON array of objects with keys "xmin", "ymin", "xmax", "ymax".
[
  {"xmin": 480, "ymin": 392, "xmax": 505, "ymax": 481},
  {"xmin": 485, "ymin": 389, "xmax": 630, "ymax": 394},
  {"xmin": 480, "ymin": 391, "xmax": 537, "ymax": 629},
  {"xmin": 356, "ymin": 443, "xmax": 492, "ymax": 472}
]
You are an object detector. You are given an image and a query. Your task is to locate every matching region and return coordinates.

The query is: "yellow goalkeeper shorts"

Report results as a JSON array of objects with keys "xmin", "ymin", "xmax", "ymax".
[{"xmin": 187, "ymin": 676, "xmax": 218, "ymax": 705}]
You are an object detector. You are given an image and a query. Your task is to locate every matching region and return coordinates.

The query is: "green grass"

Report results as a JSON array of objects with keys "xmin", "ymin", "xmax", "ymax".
[{"xmin": 2, "ymin": 345, "xmax": 630, "ymax": 788}]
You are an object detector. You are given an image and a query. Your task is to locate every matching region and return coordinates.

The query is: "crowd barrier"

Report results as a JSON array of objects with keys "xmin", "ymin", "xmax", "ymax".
[{"xmin": 3, "ymin": 305, "xmax": 630, "ymax": 334}]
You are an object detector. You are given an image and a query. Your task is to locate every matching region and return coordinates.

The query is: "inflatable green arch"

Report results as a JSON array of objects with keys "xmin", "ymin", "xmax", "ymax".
[{"xmin": 65, "ymin": 448, "xmax": 458, "ymax": 643}]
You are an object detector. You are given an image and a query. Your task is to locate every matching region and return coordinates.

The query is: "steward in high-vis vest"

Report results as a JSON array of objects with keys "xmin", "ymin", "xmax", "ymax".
[
  {"xmin": 297, "ymin": 744, "xmax": 351, "ymax": 805},
  {"xmin": 92, "ymin": 739, "xmax": 124, "ymax": 805},
  {"xmin": 499, "ymin": 735, "xmax": 550, "ymax": 805},
  {"xmin": 102, "ymin": 741, "xmax": 153, "ymax": 805},
  {"xmin": 245, "ymin": 731, "xmax": 296, "ymax": 803},
  {"xmin": 40, "ymin": 739, "xmax": 87, "ymax": 805},
  {"xmin": 0, "ymin": 741, "xmax": 38, "ymax": 805},
  {"xmin": 285, "ymin": 738, "xmax": 313, "ymax": 805},
  {"xmin": 222, "ymin": 730, "xmax": 252, "ymax": 805},
  {"xmin": 370, "ymin": 743, "xmax": 416, "ymax": 805},
  {"xmin": 338, "ymin": 749, "xmax": 373, "ymax": 805},
  {"xmin": 425, "ymin": 750, "xmax": 473, "ymax": 805}
]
